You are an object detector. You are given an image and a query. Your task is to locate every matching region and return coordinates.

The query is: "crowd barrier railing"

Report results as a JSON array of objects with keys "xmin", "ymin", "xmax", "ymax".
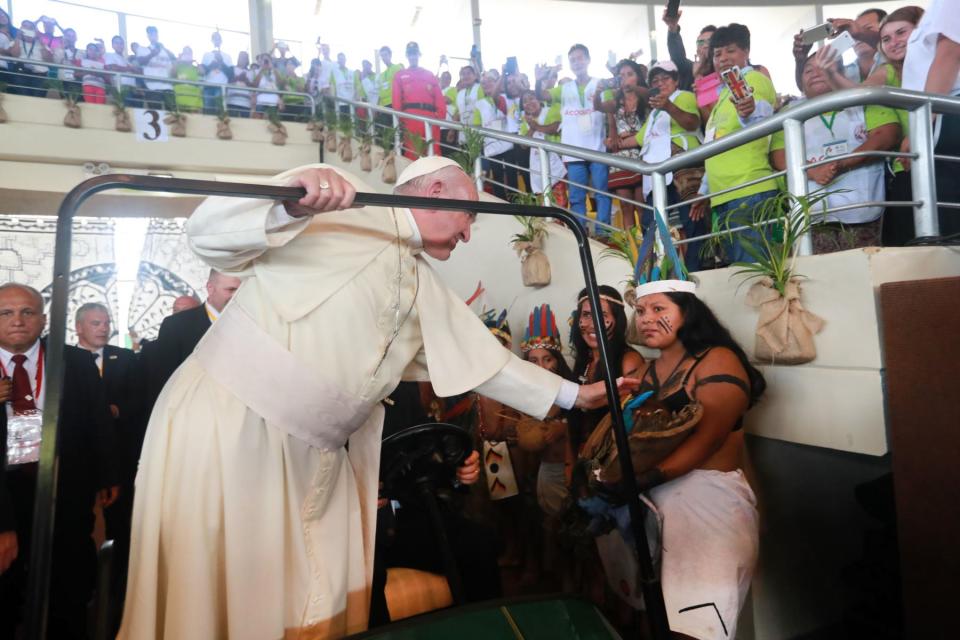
[
  {"xmin": 329, "ymin": 86, "xmax": 960, "ymax": 256},
  {"xmin": 0, "ymin": 54, "xmax": 317, "ymax": 117}
]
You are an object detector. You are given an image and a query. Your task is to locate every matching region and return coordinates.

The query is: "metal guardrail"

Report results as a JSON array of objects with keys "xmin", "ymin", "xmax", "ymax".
[
  {"xmin": 331, "ymin": 86, "xmax": 960, "ymax": 253},
  {"xmin": 0, "ymin": 54, "xmax": 317, "ymax": 115}
]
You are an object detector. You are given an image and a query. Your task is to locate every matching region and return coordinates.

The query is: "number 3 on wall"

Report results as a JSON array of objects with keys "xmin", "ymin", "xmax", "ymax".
[{"xmin": 133, "ymin": 108, "xmax": 170, "ymax": 142}]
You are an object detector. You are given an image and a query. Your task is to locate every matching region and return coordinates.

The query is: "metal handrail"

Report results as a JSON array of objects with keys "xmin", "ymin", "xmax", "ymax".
[
  {"xmin": 0, "ymin": 54, "xmax": 317, "ymax": 113},
  {"xmin": 29, "ymin": 175, "xmax": 672, "ymax": 640}
]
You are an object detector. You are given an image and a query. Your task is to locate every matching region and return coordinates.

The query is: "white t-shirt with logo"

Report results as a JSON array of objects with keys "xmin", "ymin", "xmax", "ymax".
[
  {"xmin": 140, "ymin": 44, "xmax": 175, "ymax": 90},
  {"xmin": 202, "ymin": 49, "xmax": 234, "ymax": 85},
  {"xmin": 103, "ymin": 51, "xmax": 138, "ymax": 87}
]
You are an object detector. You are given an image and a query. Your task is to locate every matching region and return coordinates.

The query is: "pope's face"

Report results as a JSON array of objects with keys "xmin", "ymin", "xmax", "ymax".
[
  {"xmin": 411, "ymin": 173, "xmax": 478, "ymax": 261},
  {"xmin": 76, "ymin": 308, "xmax": 111, "ymax": 350},
  {"xmin": 0, "ymin": 288, "xmax": 46, "ymax": 353}
]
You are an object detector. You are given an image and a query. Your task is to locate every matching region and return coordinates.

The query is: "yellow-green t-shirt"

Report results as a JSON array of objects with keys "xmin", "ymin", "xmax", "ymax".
[
  {"xmin": 769, "ymin": 105, "xmax": 900, "ymax": 153},
  {"xmin": 379, "ymin": 63, "xmax": 404, "ymax": 106},
  {"xmin": 704, "ymin": 69, "xmax": 779, "ymax": 206},
  {"xmin": 634, "ymin": 90, "xmax": 701, "ymax": 152}
]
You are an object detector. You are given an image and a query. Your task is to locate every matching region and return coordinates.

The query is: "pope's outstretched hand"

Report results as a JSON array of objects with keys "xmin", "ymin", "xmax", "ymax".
[
  {"xmin": 283, "ymin": 168, "xmax": 358, "ymax": 218},
  {"xmin": 575, "ymin": 377, "xmax": 642, "ymax": 410}
]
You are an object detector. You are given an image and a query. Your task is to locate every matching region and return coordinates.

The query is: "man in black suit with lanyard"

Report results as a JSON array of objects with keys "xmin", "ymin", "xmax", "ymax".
[
  {"xmin": 142, "ymin": 269, "xmax": 241, "ymax": 415},
  {"xmin": 0, "ymin": 284, "xmax": 117, "ymax": 638}
]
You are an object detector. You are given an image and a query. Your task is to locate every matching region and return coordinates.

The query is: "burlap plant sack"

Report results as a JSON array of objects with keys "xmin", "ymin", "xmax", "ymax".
[
  {"xmin": 63, "ymin": 101, "xmax": 82, "ymax": 128},
  {"xmin": 513, "ymin": 237, "xmax": 551, "ymax": 287},
  {"xmin": 306, "ymin": 120, "xmax": 324, "ymax": 143},
  {"xmin": 216, "ymin": 117, "xmax": 233, "ymax": 140},
  {"xmin": 746, "ymin": 276, "xmax": 825, "ymax": 365},
  {"xmin": 338, "ymin": 136, "xmax": 354, "ymax": 163},
  {"xmin": 381, "ymin": 151, "xmax": 397, "ymax": 184},
  {"xmin": 580, "ymin": 400, "xmax": 703, "ymax": 490},
  {"xmin": 164, "ymin": 113, "xmax": 187, "ymax": 137},
  {"xmin": 269, "ymin": 122, "xmax": 288, "ymax": 146},
  {"xmin": 324, "ymin": 129, "xmax": 337, "ymax": 153},
  {"xmin": 0, "ymin": 95, "xmax": 7, "ymax": 124},
  {"xmin": 113, "ymin": 107, "xmax": 132, "ymax": 132},
  {"xmin": 360, "ymin": 141, "xmax": 373, "ymax": 172}
]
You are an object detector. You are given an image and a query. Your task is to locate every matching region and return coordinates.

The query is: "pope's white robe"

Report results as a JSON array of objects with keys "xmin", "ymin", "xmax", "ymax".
[{"xmin": 119, "ymin": 165, "xmax": 565, "ymax": 640}]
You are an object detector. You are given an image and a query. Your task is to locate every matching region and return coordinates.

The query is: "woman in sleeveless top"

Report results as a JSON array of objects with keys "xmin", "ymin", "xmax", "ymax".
[
  {"xmin": 568, "ymin": 285, "xmax": 644, "ymax": 454},
  {"xmin": 626, "ymin": 288, "xmax": 765, "ymax": 640},
  {"xmin": 595, "ymin": 59, "xmax": 649, "ymax": 230}
]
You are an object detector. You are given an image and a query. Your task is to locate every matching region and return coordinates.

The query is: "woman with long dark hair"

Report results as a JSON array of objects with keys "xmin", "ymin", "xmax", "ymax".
[
  {"xmin": 569, "ymin": 285, "xmax": 644, "ymax": 451},
  {"xmin": 595, "ymin": 59, "xmax": 649, "ymax": 229},
  {"xmin": 626, "ymin": 285, "xmax": 764, "ymax": 640}
]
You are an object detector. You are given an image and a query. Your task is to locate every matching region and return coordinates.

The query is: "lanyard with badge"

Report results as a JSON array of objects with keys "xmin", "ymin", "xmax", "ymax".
[
  {"xmin": 2, "ymin": 345, "xmax": 45, "ymax": 466},
  {"xmin": 819, "ymin": 111, "xmax": 849, "ymax": 158}
]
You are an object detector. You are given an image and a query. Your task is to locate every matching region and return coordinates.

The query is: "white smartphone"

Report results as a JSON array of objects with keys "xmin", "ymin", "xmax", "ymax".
[
  {"xmin": 829, "ymin": 30, "xmax": 857, "ymax": 56},
  {"xmin": 801, "ymin": 22, "xmax": 835, "ymax": 45}
]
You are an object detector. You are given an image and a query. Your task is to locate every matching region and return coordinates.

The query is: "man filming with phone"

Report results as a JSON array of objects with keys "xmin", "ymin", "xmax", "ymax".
[{"xmin": 698, "ymin": 23, "xmax": 780, "ymax": 265}]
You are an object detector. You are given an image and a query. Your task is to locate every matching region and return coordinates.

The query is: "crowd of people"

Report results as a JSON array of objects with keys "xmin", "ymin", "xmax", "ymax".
[{"xmin": 3, "ymin": 3, "xmax": 958, "ymax": 257}]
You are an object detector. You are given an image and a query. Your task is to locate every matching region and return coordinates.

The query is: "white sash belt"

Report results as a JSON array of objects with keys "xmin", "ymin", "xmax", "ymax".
[{"xmin": 193, "ymin": 304, "xmax": 371, "ymax": 451}]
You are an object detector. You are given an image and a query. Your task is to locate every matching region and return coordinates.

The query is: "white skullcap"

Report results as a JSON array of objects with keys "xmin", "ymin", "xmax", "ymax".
[{"xmin": 396, "ymin": 156, "xmax": 465, "ymax": 187}]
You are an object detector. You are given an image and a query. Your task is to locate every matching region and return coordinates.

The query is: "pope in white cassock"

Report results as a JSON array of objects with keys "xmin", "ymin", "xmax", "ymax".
[{"xmin": 119, "ymin": 157, "xmax": 625, "ymax": 639}]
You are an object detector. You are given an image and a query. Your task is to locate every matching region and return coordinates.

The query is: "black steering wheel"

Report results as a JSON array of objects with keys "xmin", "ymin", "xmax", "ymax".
[{"xmin": 380, "ymin": 422, "xmax": 473, "ymax": 504}]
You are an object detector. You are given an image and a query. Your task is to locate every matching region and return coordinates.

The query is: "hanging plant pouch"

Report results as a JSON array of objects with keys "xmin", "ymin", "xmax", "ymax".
[
  {"xmin": 514, "ymin": 237, "xmax": 552, "ymax": 287},
  {"xmin": 381, "ymin": 151, "xmax": 397, "ymax": 184},
  {"xmin": 746, "ymin": 277, "xmax": 825, "ymax": 365}
]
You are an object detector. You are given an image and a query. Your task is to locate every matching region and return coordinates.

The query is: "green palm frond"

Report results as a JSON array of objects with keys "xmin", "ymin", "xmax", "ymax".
[
  {"xmin": 511, "ymin": 214, "xmax": 548, "ymax": 244},
  {"xmin": 721, "ymin": 188, "xmax": 839, "ymax": 296}
]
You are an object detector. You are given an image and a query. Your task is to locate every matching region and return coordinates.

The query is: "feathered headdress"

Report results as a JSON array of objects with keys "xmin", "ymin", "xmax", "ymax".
[
  {"xmin": 602, "ymin": 209, "xmax": 696, "ymax": 307},
  {"xmin": 481, "ymin": 308, "xmax": 512, "ymax": 347},
  {"xmin": 520, "ymin": 304, "xmax": 563, "ymax": 354}
]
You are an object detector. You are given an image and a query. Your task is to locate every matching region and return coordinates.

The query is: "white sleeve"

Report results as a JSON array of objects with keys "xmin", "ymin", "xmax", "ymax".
[
  {"xmin": 473, "ymin": 355, "xmax": 565, "ymax": 420},
  {"xmin": 555, "ymin": 379, "xmax": 580, "ymax": 410},
  {"xmin": 185, "ymin": 198, "xmax": 310, "ymax": 273}
]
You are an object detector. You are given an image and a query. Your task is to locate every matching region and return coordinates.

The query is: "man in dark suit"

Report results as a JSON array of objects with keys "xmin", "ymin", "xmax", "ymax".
[
  {"xmin": 142, "ymin": 269, "xmax": 241, "ymax": 414},
  {"xmin": 0, "ymin": 284, "xmax": 117, "ymax": 639},
  {"xmin": 75, "ymin": 302, "xmax": 138, "ymax": 627}
]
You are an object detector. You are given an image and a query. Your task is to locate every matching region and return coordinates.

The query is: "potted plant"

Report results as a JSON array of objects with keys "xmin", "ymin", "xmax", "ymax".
[
  {"xmin": 215, "ymin": 106, "xmax": 233, "ymax": 140},
  {"xmin": 163, "ymin": 100, "xmax": 187, "ymax": 137},
  {"xmin": 378, "ymin": 122, "xmax": 398, "ymax": 184},
  {"xmin": 337, "ymin": 110, "xmax": 354, "ymax": 162},
  {"xmin": 106, "ymin": 85, "xmax": 133, "ymax": 132},
  {"xmin": 720, "ymin": 191, "xmax": 829, "ymax": 364},
  {"xmin": 358, "ymin": 125, "xmax": 374, "ymax": 172},
  {"xmin": 323, "ymin": 99, "xmax": 338, "ymax": 153},
  {"xmin": 266, "ymin": 107, "xmax": 287, "ymax": 145},
  {"xmin": 306, "ymin": 107, "xmax": 324, "ymax": 143},
  {"xmin": 0, "ymin": 82, "xmax": 7, "ymax": 123},
  {"xmin": 510, "ymin": 211, "xmax": 551, "ymax": 287},
  {"xmin": 47, "ymin": 78, "xmax": 82, "ymax": 128}
]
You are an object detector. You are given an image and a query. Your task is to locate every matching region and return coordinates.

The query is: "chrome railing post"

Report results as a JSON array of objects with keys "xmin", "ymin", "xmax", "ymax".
[
  {"xmin": 424, "ymin": 120, "xmax": 434, "ymax": 157},
  {"xmin": 474, "ymin": 156, "xmax": 484, "ymax": 191},
  {"xmin": 393, "ymin": 113, "xmax": 402, "ymax": 155},
  {"xmin": 909, "ymin": 102, "xmax": 940, "ymax": 238},
  {"xmin": 783, "ymin": 118, "xmax": 813, "ymax": 255},
  {"xmin": 538, "ymin": 148, "xmax": 551, "ymax": 205},
  {"xmin": 651, "ymin": 172, "xmax": 669, "ymax": 255}
]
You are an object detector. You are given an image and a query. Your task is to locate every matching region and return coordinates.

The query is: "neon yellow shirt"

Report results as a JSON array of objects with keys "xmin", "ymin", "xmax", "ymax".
[
  {"xmin": 704, "ymin": 69, "xmax": 779, "ymax": 206},
  {"xmin": 378, "ymin": 63, "xmax": 404, "ymax": 106}
]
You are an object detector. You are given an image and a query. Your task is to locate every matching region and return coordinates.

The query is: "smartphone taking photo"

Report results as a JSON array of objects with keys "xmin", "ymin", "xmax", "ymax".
[
  {"xmin": 800, "ymin": 22, "xmax": 836, "ymax": 46},
  {"xmin": 666, "ymin": 0, "xmax": 681, "ymax": 19},
  {"xmin": 720, "ymin": 66, "xmax": 753, "ymax": 102}
]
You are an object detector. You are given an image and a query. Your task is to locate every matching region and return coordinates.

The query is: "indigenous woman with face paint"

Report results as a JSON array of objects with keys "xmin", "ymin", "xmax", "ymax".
[
  {"xmin": 569, "ymin": 285, "xmax": 644, "ymax": 453},
  {"xmin": 628, "ymin": 279, "xmax": 765, "ymax": 640}
]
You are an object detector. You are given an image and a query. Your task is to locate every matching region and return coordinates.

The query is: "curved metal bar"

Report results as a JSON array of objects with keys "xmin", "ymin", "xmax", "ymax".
[{"xmin": 30, "ymin": 174, "xmax": 671, "ymax": 640}]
